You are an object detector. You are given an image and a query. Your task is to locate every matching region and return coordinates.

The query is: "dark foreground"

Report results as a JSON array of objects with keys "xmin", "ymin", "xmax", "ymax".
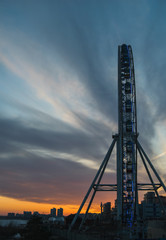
[{"xmin": 1, "ymin": 215, "xmax": 166, "ymax": 240}]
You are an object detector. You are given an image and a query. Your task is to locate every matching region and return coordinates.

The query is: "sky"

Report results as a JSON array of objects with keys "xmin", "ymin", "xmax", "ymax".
[{"xmin": 0, "ymin": 0, "xmax": 166, "ymax": 216}]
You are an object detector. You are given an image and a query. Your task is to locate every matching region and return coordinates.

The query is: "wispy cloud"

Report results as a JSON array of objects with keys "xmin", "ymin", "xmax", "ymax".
[
  {"xmin": 0, "ymin": 0, "xmax": 166, "ymax": 208},
  {"xmin": 152, "ymin": 152, "xmax": 166, "ymax": 161}
]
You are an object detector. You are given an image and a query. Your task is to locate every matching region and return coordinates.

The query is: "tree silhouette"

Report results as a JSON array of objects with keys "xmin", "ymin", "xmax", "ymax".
[{"xmin": 24, "ymin": 215, "xmax": 50, "ymax": 240}]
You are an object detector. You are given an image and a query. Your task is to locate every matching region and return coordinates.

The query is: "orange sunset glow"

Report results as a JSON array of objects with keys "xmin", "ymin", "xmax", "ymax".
[
  {"xmin": 0, "ymin": 196, "xmax": 106, "ymax": 216},
  {"xmin": 1, "ymin": 1, "xmax": 166, "ymax": 228}
]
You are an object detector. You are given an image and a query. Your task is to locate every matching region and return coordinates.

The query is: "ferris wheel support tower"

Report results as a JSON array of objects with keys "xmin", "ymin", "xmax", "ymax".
[
  {"xmin": 68, "ymin": 44, "xmax": 166, "ymax": 233},
  {"xmin": 117, "ymin": 44, "xmax": 138, "ymax": 225}
]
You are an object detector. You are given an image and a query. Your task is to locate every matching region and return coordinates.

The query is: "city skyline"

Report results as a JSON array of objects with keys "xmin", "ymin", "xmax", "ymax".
[
  {"xmin": 6, "ymin": 206, "xmax": 64, "ymax": 217},
  {"xmin": 0, "ymin": 0, "xmax": 166, "ymax": 215}
]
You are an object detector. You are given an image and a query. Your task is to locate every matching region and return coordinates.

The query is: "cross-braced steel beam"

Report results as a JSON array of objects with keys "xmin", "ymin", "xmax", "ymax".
[{"xmin": 68, "ymin": 136, "xmax": 117, "ymax": 233}]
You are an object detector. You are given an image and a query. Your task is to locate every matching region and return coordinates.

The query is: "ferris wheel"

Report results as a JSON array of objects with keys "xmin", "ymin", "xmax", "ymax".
[
  {"xmin": 118, "ymin": 44, "xmax": 137, "ymax": 226},
  {"xmin": 68, "ymin": 44, "xmax": 166, "ymax": 234}
]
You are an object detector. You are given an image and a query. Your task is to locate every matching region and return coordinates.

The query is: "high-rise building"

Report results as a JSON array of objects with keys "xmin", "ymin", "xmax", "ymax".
[
  {"xmin": 103, "ymin": 202, "xmax": 111, "ymax": 214},
  {"xmin": 50, "ymin": 208, "xmax": 56, "ymax": 217},
  {"xmin": 140, "ymin": 192, "xmax": 166, "ymax": 219},
  {"xmin": 57, "ymin": 208, "xmax": 63, "ymax": 217}
]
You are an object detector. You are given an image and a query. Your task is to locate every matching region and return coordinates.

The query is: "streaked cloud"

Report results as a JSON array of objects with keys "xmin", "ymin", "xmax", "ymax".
[{"xmin": 0, "ymin": 0, "xmax": 166, "ymax": 213}]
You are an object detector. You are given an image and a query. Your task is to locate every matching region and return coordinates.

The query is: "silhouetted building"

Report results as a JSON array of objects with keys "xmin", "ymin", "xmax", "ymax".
[
  {"xmin": 8, "ymin": 213, "xmax": 15, "ymax": 218},
  {"xmin": 140, "ymin": 192, "xmax": 166, "ymax": 219},
  {"xmin": 144, "ymin": 192, "xmax": 155, "ymax": 203},
  {"xmin": 103, "ymin": 202, "xmax": 111, "ymax": 214},
  {"xmin": 33, "ymin": 211, "xmax": 39, "ymax": 216},
  {"xmin": 50, "ymin": 208, "xmax": 56, "ymax": 217},
  {"xmin": 57, "ymin": 208, "xmax": 63, "ymax": 217},
  {"xmin": 23, "ymin": 211, "xmax": 32, "ymax": 219}
]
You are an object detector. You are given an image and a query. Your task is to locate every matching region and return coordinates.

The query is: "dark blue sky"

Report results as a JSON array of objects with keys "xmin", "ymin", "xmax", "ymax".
[{"xmin": 0, "ymin": 0, "xmax": 166, "ymax": 213}]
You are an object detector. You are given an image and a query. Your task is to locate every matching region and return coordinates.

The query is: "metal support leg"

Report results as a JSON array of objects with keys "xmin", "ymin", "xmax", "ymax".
[
  {"xmin": 135, "ymin": 189, "xmax": 140, "ymax": 221},
  {"xmin": 79, "ymin": 139, "xmax": 114, "ymax": 231},
  {"xmin": 137, "ymin": 145, "xmax": 165, "ymax": 214},
  {"xmin": 68, "ymin": 138, "xmax": 117, "ymax": 232},
  {"xmin": 137, "ymin": 141, "xmax": 166, "ymax": 192},
  {"xmin": 79, "ymin": 190, "xmax": 97, "ymax": 231}
]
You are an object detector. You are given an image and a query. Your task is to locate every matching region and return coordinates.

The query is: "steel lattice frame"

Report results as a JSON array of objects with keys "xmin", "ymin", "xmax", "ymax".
[
  {"xmin": 117, "ymin": 44, "xmax": 137, "ymax": 227},
  {"xmin": 68, "ymin": 44, "xmax": 166, "ymax": 233}
]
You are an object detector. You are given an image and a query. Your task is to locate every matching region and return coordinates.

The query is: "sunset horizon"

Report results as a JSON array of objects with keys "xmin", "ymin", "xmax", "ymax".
[{"xmin": 1, "ymin": 1, "xmax": 166, "ymax": 225}]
